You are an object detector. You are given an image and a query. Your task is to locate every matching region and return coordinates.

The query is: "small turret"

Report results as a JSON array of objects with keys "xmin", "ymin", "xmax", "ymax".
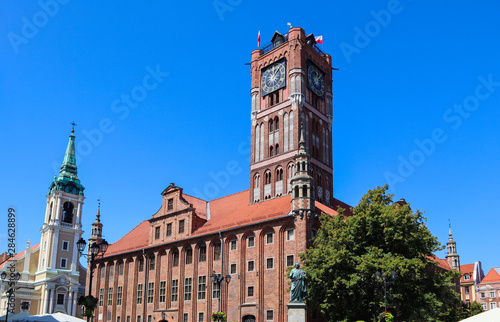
[
  {"xmin": 446, "ymin": 223, "xmax": 460, "ymax": 270},
  {"xmin": 289, "ymin": 122, "xmax": 315, "ymax": 220}
]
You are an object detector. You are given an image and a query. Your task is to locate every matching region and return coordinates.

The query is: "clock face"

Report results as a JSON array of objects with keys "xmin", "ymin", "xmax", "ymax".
[
  {"xmin": 307, "ymin": 62, "xmax": 325, "ymax": 99},
  {"xmin": 261, "ymin": 60, "xmax": 286, "ymax": 96}
]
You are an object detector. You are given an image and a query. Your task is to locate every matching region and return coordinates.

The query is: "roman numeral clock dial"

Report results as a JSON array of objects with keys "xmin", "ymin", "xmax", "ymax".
[
  {"xmin": 261, "ymin": 60, "xmax": 286, "ymax": 96},
  {"xmin": 307, "ymin": 61, "xmax": 325, "ymax": 99}
]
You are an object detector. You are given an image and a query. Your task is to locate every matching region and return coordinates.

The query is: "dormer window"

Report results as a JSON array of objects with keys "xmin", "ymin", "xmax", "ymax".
[{"xmin": 464, "ymin": 274, "xmax": 470, "ymax": 280}]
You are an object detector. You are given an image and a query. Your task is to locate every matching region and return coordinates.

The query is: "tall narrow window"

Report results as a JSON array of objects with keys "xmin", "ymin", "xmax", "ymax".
[
  {"xmin": 149, "ymin": 257, "xmax": 155, "ymax": 270},
  {"xmin": 136, "ymin": 284, "xmax": 143, "ymax": 304},
  {"xmin": 155, "ymin": 227, "xmax": 160, "ymax": 240},
  {"xmin": 171, "ymin": 280, "xmax": 178, "ymax": 302},
  {"xmin": 119, "ymin": 262, "xmax": 124, "ymax": 275},
  {"xmin": 289, "ymin": 111, "xmax": 294, "ymax": 150},
  {"xmin": 159, "ymin": 281, "xmax": 166, "ymax": 303},
  {"xmin": 147, "ymin": 282, "xmax": 154, "ymax": 303},
  {"xmin": 212, "ymin": 282, "xmax": 220, "ymax": 299},
  {"xmin": 198, "ymin": 276, "xmax": 206, "ymax": 300},
  {"xmin": 214, "ymin": 243, "xmax": 221, "ymax": 260},
  {"xmin": 199, "ymin": 245, "xmax": 207, "ymax": 262},
  {"xmin": 172, "ymin": 251, "xmax": 179, "ymax": 266},
  {"xmin": 185, "ymin": 248, "xmax": 193, "ymax": 264},
  {"xmin": 117, "ymin": 286, "xmax": 123, "ymax": 305},
  {"xmin": 99, "ymin": 289, "xmax": 103, "ymax": 306},
  {"xmin": 138, "ymin": 259, "xmax": 144, "ymax": 272},
  {"xmin": 166, "ymin": 223, "xmax": 172, "ymax": 236},
  {"xmin": 270, "ymin": 146, "xmax": 274, "ymax": 157},
  {"xmin": 184, "ymin": 278, "xmax": 192, "ymax": 301},
  {"xmin": 255, "ymin": 124, "xmax": 260, "ymax": 162},
  {"xmin": 275, "ymin": 116, "xmax": 279, "ymax": 130},
  {"xmin": 284, "ymin": 112, "xmax": 289, "ymax": 153},
  {"xmin": 108, "ymin": 287, "xmax": 113, "ymax": 305},
  {"xmin": 167, "ymin": 198, "xmax": 173, "ymax": 211},
  {"xmin": 179, "ymin": 220, "xmax": 185, "ymax": 234},
  {"xmin": 260, "ymin": 124, "xmax": 264, "ymax": 161}
]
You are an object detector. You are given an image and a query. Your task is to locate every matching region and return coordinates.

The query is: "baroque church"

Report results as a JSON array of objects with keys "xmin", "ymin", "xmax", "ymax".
[
  {"xmin": 87, "ymin": 27, "xmax": 345, "ymax": 322},
  {"xmin": 0, "ymin": 128, "xmax": 87, "ymax": 318}
]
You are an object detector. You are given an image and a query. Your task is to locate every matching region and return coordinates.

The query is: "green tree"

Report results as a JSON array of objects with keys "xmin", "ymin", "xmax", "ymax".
[{"xmin": 301, "ymin": 185, "xmax": 461, "ymax": 321}]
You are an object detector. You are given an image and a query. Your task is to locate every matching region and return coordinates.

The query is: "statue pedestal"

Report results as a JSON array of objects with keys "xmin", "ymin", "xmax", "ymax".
[{"xmin": 287, "ymin": 302, "xmax": 306, "ymax": 322}]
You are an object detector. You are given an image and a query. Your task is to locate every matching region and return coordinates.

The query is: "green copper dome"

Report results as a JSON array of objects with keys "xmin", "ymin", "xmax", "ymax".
[{"xmin": 48, "ymin": 130, "xmax": 85, "ymax": 196}]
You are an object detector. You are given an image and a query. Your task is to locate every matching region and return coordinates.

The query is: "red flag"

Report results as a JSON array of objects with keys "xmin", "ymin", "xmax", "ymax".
[
  {"xmin": 315, "ymin": 35, "xmax": 323, "ymax": 44},
  {"xmin": 258, "ymin": 30, "xmax": 261, "ymax": 47}
]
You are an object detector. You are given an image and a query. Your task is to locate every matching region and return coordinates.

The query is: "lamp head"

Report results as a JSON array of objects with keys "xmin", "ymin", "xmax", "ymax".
[
  {"xmin": 90, "ymin": 243, "xmax": 100, "ymax": 255},
  {"xmin": 99, "ymin": 240, "xmax": 109, "ymax": 254},
  {"xmin": 77, "ymin": 238, "xmax": 87, "ymax": 253}
]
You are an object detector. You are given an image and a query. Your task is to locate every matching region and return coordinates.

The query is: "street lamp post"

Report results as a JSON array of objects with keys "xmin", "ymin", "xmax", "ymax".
[
  {"xmin": 77, "ymin": 238, "xmax": 108, "ymax": 322},
  {"xmin": 375, "ymin": 271, "xmax": 396, "ymax": 312},
  {"xmin": 211, "ymin": 271, "xmax": 231, "ymax": 314},
  {"xmin": 1, "ymin": 271, "xmax": 21, "ymax": 322}
]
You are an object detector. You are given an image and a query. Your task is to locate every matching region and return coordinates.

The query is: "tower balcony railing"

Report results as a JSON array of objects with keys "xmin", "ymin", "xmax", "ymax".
[
  {"xmin": 260, "ymin": 34, "xmax": 289, "ymax": 55},
  {"xmin": 60, "ymin": 222, "xmax": 73, "ymax": 228},
  {"xmin": 260, "ymin": 34, "xmax": 324, "ymax": 56}
]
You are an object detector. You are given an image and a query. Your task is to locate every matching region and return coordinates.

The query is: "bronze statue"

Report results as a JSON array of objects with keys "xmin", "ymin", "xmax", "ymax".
[{"xmin": 289, "ymin": 263, "xmax": 307, "ymax": 302}]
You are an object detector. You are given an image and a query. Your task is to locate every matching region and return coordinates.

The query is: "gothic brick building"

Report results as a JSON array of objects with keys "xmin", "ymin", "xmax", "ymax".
[{"xmin": 89, "ymin": 27, "xmax": 345, "ymax": 322}]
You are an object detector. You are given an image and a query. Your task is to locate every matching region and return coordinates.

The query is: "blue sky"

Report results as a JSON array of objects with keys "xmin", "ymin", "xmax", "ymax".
[{"xmin": 1, "ymin": 1, "xmax": 499, "ymax": 273}]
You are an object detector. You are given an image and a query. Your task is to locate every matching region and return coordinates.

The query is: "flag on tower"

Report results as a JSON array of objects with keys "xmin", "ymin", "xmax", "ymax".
[
  {"xmin": 258, "ymin": 30, "xmax": 261, "ymax": 47},
  {"xmin": 315, "ymin": 35, "xmax": 323, "ymax": 44}
]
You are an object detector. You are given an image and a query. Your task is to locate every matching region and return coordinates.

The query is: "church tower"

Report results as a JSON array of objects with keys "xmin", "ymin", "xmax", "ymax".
[
  {"xmin": 36, "ymin": 128, "xmax": 86, "ymax": 315},
  {"xmin": 249, "ymin": 27, "xmax": 334, "ymax": 206},
  {"xmin": 446, "ymin": 225, "xmax": 460, "ymax": 271}
]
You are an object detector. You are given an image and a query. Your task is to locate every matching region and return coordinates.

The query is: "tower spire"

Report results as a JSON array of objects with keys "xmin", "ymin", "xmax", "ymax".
[
  {"xmin": 48, "ymin": 127, "xmax": 85, "ymax": 195},
  {"xmin": 446, "ymin": 221, "xmax": 460, "ymax": 270}
]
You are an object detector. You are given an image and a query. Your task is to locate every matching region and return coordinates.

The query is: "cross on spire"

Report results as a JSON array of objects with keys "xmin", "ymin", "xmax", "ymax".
[{"xmin": 70, "ymin": 121, "xmax": 77, "ymax": 133}]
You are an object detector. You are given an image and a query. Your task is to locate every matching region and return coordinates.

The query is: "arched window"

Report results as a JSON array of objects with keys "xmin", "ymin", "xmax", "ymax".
[
  {"xmin": 255, "ymin": 124, "xmax": 260, "ymax": 162},
  {"xmin": 275, "ymin": 144, "xmax": 279, "ymax": 155},
  {"xmin": 269, "ymin": 119, "xmax": 273, "ymax": 132},
  {"xmin": 185, "ymin": 247, "xmax": 193, "ymax": 265},
  {"xmin": 275, "ymin": 116, "xmax": 279, "ymax": 130},
  {"xmin": 302, "ymin": 185, "xmax": 308, "ymax": 197},
  {"xmin": 48, "ymin": 202, "xmax": 53, "ymax": 222},
  {"xmin": 294, "ymin": 186, "xmax": 299, "ymax": 198},
  {"xmin": 265, "ymin": 171, "xmax": 272, "ymax": 185},
  {"xmin": 260, "ymin": 124, "xmax": 264, "ymax": 161},
  {"xmin": 276, "ymin": 167, "xmax": 283, "ymax": 181},
  {"xmin": 270, "ymin": 146, "xmax": 274, "ymax": 157},
  {"xmin": 62, "ymin": 202, "xmax": 74, "ymax": 224},
  {"xmin": 254, "ymin": 173, "xmax": 260, "ymax": 188},
  {"xmin": 289, "ymin": 111, "xmax": 294, "ymax": 150},
  {"xmin": 284, "ymin": 113, "xmax": 289, "ymax": 153}
]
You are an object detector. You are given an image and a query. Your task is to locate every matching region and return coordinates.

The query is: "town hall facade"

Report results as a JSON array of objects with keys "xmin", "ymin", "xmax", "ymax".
[{"xmin": 89, "ymin": 27, "xmax": 343, "ymax": 322}]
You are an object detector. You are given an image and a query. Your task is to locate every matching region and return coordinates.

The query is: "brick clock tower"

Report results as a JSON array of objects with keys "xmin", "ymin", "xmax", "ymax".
[{"xmin": 250, "ymin": 27, "xmax": 334, "ymax": 206}]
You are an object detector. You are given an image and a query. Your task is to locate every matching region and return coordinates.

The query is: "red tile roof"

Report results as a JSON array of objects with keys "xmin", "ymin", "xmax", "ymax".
[
  {"xmin": 183, "ymin": 194, "xmax": 207, "ymax": 220},
  {"xmin": 428, "ymin": 254, "xmax": 451, "ymax": 270},
  {"xmin": 105, "ymin": 190, "xmax": 345, "ymax": 257},
  {"xmin": 105, "ymin": 221, "xmax": 150, "ymax": 256},
  {"xmin": 481, "ymin": 268, "xmax": 500, "ymax": 284},
  {"xmin": 192, "ymin": 190, "xmax": 291, "ymax": 236},
  {"xmin": 460, "ymin": 263, "xmax": 475, "ymax": 282},
  {"xmin": 0, "ymin": 244, "xmax": 40, "ymax": 270}
]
